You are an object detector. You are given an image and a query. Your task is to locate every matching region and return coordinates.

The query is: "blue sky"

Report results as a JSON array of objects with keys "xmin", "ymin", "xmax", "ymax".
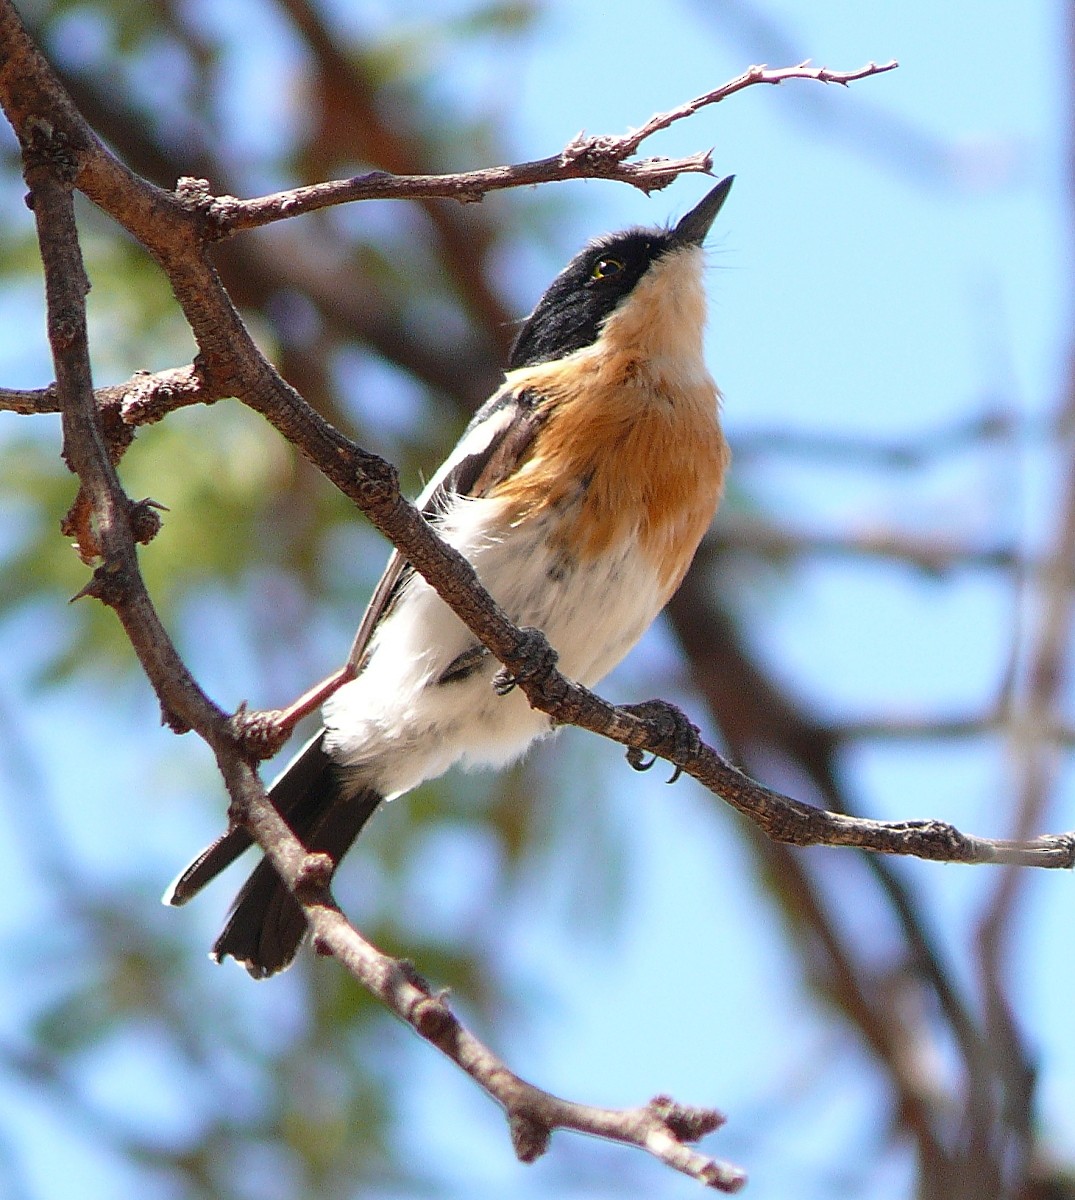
[{"xmin": 1, "ymin": 2, "xmax": 1073, "ymax": 1198}]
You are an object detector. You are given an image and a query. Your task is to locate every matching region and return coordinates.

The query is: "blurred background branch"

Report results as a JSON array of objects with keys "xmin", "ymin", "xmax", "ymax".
[{"xmin": 0, "ymin": 3, "xmax": 1072, "ymax": 1200}]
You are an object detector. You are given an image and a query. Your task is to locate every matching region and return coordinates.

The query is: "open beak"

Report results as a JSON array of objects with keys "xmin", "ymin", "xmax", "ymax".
[{"xmin": 673, "ymin": 176, "xmax": 734, "ymax": 247}]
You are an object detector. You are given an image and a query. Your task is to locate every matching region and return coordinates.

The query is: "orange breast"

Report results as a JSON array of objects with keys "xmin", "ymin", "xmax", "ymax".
[{"xmin": 489, "ymin": 353, "xmax": 729, "ymax": 597}]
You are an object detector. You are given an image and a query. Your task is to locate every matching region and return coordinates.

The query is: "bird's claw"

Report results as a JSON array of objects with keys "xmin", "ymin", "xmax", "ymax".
[
  {"xmin": 621, "ymin": 699, "xmax": 701, "ymax": 783},
  {"xmin": 494, "ymin": 627, "xmax": 559, "ymax": 696},
  {"xmin": 230, "ymin": 702, "xmax": 293, "ymax": 762}
]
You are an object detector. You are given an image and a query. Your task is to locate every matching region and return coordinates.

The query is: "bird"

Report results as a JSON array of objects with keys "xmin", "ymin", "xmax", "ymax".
[{"xmin": 165, "ymin": 177, "xmax": 735, "ymax": 978}]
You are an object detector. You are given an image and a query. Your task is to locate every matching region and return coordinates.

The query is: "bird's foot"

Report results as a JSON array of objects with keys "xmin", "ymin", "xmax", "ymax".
[
  {"xmin": 230, "ymin": 702, "xmax": 294, "ymax": 762},
  {"xmin": 620, "ymin": 699, "xmax": 701, "ymax": 783},
  {"xmin": 231, "ymin": 665, "xmax": 356, "ymax": 761},
  {"xmin": 494, "ymin": 626, "xmax": 559, "ymax": 696}
]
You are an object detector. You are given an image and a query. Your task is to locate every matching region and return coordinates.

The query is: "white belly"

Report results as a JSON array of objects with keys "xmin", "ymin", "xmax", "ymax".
[{"xmin": 321, "ymin": 494, "xmax": 666, "ymax": 797}]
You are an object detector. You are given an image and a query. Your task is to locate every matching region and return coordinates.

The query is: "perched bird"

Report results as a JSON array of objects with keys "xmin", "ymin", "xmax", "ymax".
[{"xmin": 166, "ymin": 177, "xmax": 735, "ymax": 977}]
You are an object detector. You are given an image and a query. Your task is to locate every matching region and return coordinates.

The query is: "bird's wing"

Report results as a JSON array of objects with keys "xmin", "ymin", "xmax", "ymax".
[{"xmin": 346, "ymin": 386, "xmax": 547, "ymax": 670}]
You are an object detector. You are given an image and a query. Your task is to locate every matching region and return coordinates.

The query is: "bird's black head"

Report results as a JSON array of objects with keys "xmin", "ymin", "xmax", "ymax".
[{"xmin": 507, "ymin": 177, "xmax": 733, "ymax": 371}]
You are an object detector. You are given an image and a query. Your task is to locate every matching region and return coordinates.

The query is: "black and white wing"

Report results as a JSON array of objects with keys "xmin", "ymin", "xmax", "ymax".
[
  {"xmin": 163, "ymin": 386, "xmax": 548, "ymax": 913},
  {"xmin": 345, "ymin": 385, "xmax": 548, "ymax": 670}
]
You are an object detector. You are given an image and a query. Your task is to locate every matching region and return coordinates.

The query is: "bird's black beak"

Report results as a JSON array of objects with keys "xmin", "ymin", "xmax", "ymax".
[{"xmin": 672, "ymin": 176, "xmax": 734, "ymax": 247}]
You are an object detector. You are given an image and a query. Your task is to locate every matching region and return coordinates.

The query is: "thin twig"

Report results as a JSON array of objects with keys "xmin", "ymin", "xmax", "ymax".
[
  {"xmin": 0, "ymin": 364, "xmax": 215, "ymax": 430},
  {"xmin": 4, "ymin": 5, "xmax": 1068, "ymax": 1189},
  {"xmin": 0, "ymin": 383, "xmax": 61, "ymax": 415},
  {"xmin": 711, "ymin": 514, "xmax": 1020, "ymax": 577},
  {"xmin": 0, "ymin": 2, "xmax": 1068, "ymax": 877},
  {"xmin": 188, "ymin": 60, "xmax": 897, "ymax": 237},
  {"xmin": 191, "ymin": 155, "xmax": 714, "ymax": 236},
  {"xmin": 832, "ymin": 712, "xmax": 1075, "ymax": 746},
  {"xmin": 220, "ymin": 756, "xmax": 746, "ymax": 1190},
  {"xmin": 730, "ymin": 409, "xmax": 1020, "ymax": 468},
  {"xmin": 616, "ymin": 60, "xmax": 899, "ymax": 155}
]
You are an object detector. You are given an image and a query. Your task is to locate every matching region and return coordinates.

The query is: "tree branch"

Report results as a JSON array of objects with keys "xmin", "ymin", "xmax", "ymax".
[
  {"xmin": 5, "ymin": 38, "xmax": 743, "ymax": 1182},
  {"xmin": 730, "ymin": 409, "xmax": 1021, "ymax": 468},
  {"xmin": 14, "ymin": 131, "xmax": 227, "ymax": 751},
  {"xmin": 221, "ymin": 755, "xmax": 746, "ymax": 1190},
  {"xmin": 711, "ymin": 514, "xmax": 1021, "ymax": 577},
  {"xmin": 0, "ymin": 3, "xmax": 1068, "ymax": 869},
  {"xmin": 0, "ymin": 364, "xmax": 217, "ymax": 438},
  {"xmin": 614, "ymin": 59, "xmax": 899, "ymax": 153},
  {"xmin": 184, "ymin": 61, "xmax": 897, "ymax": 237},
  {"xmin": 2, "ymin": 3, "xmax": 1067, "ymax": 1189}
]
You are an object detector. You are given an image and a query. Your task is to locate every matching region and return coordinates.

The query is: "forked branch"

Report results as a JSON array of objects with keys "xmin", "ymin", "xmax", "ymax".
[
  {"xmin": 182, "ymin": 60, "xmax": 899, "ymax": 236},
  {"xmin": 5, "ymin": 2, "xmax": 1067, "ymax": 1189},
  {"xmin": 222, "ymin": 757, "xmax": 746, "ymax": 1190}
]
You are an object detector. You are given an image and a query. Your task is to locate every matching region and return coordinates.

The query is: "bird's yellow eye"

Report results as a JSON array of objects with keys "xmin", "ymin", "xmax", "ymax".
[{"xmin": 591, "ymin": 256, "xmax": 625, "ymax": 280}]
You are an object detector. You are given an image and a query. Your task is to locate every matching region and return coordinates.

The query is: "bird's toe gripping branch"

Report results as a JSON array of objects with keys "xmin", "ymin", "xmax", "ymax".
[
  {"xmin": 229, "ymin": 665, "xmax": 358, "ymax": 762},
  {"xmin": 621, "ymin": 699, "xmax": 702, "ymax": 783},
  {"xmin": 493, "ymin": 625, "xmax": 561, "ymax": 697}
]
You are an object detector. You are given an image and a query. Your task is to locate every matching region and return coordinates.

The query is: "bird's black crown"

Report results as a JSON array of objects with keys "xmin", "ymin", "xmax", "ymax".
[
  {"xmin": 508, "ymin": 228, "xmax": 673, "ymax": 370},
  {"xmin": 507, "ymin": 177, "xmax": 733, "ymax": 371}
]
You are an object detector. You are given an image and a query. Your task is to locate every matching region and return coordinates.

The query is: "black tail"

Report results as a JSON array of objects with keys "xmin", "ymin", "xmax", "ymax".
[{"xmin": 164, "ymin": 731, "xmax": 384, "ymax": 979}]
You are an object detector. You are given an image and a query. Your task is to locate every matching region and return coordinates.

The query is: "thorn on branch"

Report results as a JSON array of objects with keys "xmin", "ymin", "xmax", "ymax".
[
  {"xmin": 293, "ymin": 851, "xmax": 335, "ymax": 899},
  {"xmin": 410, "ymin": 991, "xmax": 455, "ymax": 1040},
  {"xmin": 159, "ymin": 701, "xmax": 190, "ymax": 735},
  {"xmin": 510, "ymin": 1112, "xmax": 552, "ymax": 1163},
  {"xmin": 649, "ymin": 1094, "xmax": 726, "ymax": 1142},
  {"xmin": 69, "ymin": 560, "xmax": 128, "ymax": 607},
  {"xmin": 127, "ymin": 496, "xmax": 167, "ymax": 545}
]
